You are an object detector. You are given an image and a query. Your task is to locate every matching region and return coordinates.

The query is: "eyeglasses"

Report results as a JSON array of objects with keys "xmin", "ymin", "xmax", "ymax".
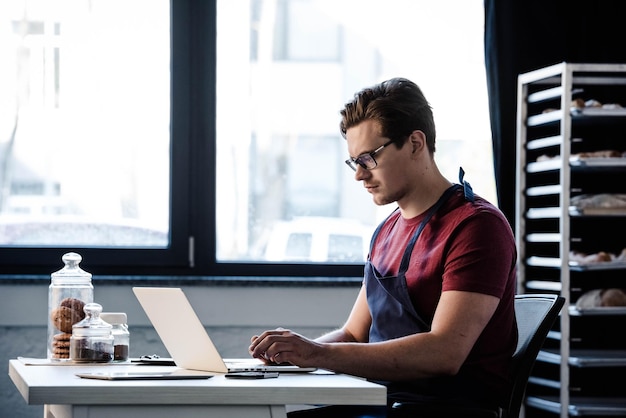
[{"xmin": 345, "ymin": 139, "xmax": 395, "ymax": 171}]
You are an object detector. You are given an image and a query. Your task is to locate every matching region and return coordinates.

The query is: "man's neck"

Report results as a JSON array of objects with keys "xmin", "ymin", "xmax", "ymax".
[{"xmin": 398, "ymin": 177, "xmax": 453, "ymax": 219}]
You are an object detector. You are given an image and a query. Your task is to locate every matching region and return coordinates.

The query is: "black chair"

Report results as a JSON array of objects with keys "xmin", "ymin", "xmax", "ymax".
[{"xmin": 390, "ymin": 293, "xmax": 565, "ymax": 418}]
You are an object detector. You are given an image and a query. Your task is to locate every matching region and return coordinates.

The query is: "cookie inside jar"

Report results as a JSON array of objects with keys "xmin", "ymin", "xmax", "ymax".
[{"xmin": 49, "ymin": 297, "xmax": 87, "ymax": 359}]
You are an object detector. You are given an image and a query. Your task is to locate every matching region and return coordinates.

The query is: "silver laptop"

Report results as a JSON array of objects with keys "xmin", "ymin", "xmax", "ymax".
[{"xmin": 132, "ymin": 287, "xmax": 317, "ymax": 374}]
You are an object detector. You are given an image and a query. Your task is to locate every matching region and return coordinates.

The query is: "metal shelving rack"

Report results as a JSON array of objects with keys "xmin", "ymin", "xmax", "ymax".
[{"xmin": 516, "ymin": 62, "xmax": 626, "ymax": 418}]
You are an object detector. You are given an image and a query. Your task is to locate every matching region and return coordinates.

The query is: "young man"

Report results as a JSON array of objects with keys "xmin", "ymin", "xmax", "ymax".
[{"xmin": 249, "ymin": 78, "xmax": 518, "ymax": 417}]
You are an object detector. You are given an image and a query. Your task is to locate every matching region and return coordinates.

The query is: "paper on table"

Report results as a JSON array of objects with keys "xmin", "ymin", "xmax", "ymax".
[{"xmin": 18, "ymin": 357, "xmax": 121, "ymax": 366}]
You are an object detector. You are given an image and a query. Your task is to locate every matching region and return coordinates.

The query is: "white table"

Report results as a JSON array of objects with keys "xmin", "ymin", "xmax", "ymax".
[{"xmin": 9, "ymin": 359, "xmax": 387, "ymax": 418}]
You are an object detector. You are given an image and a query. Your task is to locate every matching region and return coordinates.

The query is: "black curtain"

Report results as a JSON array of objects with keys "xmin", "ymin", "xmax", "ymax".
[{"xmin": 484, "ymin": 0, "xmax": 626, "ymax": 228}]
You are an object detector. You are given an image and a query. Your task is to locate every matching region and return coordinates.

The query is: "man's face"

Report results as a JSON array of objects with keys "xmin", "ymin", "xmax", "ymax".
[{"xmin": 345, "ymin": 120, "xmax": 411, "ymax": 207}]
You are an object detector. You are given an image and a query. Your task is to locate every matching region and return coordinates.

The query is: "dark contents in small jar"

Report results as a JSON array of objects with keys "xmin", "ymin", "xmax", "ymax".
[
  {"xmin": 71, "ymin": 340, "xmax": 113, "ymax": 363},
  {"xmin": 113, "ymin": 344, "xmax": 129, "ymax": 361}
]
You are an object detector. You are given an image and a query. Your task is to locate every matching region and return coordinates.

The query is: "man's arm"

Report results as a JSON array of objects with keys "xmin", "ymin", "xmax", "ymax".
[
  {"xmin": 318, "ymin": 290, "xmax": 499, "ymax": 379},
  {"xmin": 315, "ymin": 285, "xmax": 371, "ymax": 343},
  {"xmin": 249, "ymin": 289, "xmax": 499, "ymax": 381}
]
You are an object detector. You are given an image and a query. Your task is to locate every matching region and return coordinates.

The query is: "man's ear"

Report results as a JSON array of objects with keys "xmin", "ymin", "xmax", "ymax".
[{"xmin": 408, "ymin": 130, "xmax": 426, "ymax": 154}]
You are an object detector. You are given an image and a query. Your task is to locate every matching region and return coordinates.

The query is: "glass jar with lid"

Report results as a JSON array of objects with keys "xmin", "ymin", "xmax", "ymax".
[
  {"xmin": 70, "ymin": 303, "xmax": 114, "ymax": 363},
  {"xmin": 100, "ymin": 312, "xmax": 130, "ymax": 362},
  {"xmin": 48, "ymin": 252, "xmax": 94, "ymax": 361}
]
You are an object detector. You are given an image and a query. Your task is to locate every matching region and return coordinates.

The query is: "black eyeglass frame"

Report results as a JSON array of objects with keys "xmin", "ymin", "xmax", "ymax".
[{"xmin": 345, "ymin": 139, "xmax": 395, "ymax": 171}]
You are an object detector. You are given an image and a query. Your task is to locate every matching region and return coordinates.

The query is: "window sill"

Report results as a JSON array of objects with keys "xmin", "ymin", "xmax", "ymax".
[{"xmin": 0, "ymin": 275, "xmax": 363, "ymax": 287}]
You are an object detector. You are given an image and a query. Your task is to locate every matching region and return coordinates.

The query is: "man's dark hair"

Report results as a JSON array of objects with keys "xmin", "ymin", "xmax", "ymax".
[{"xmin": 339, "ymin": 77, "xmax": 436, "ymax": 153}]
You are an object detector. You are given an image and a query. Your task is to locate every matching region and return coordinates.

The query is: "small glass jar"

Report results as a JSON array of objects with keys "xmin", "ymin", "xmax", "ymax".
[
  {"xmin": 48, "ymin": 252, "xmax": 94, "ymax": 361},
  {"xmin": 70, "ymin": 303, "xmax": 114, "ymax": 363},
  {"xmin": 100, "ymin": 312, "xmax": 130, "ymax": 362}
]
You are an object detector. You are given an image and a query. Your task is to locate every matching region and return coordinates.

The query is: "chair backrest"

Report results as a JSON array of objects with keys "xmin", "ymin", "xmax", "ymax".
[
  {"xmin": 389, "ymin": 293, "xmax": 565, "ymax": 418},
  {"xmin": 506, "ymin": 294, "xmax": 565, "ymax": 418}
]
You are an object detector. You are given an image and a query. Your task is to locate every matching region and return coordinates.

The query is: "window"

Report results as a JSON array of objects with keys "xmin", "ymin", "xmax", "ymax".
[
  {"xmin": 0, "ymin": 0, "xmax": 183, "ymax": 274},
  {"xmin": 215, "ymin": 0, "xmax": 495, "ymax": 271},
  {"xmin": 0, "ymin": 0, "xmax": 494, "ymax": 278}
]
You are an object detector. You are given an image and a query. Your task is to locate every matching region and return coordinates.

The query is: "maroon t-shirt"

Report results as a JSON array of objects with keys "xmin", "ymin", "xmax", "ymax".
[{"xmin": 369, "ymin": 187, "xmax": 518, "ymax": 399}]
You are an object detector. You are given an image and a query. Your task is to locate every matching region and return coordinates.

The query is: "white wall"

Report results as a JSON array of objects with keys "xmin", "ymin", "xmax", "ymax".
[{"xmin": 0, "ymin": 283, "xmax": 360, "ymax": 327}]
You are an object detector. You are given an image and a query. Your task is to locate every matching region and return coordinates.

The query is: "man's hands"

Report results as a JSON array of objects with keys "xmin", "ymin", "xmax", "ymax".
[{"xmin": 249, "ymin": 327, "xmax": 323, "ymax": 367}]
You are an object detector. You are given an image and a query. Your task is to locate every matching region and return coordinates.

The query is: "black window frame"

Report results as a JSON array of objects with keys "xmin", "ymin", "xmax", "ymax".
[{"xmin": 0, "ymin": 0, "xmax": 365, "ymax": 281}]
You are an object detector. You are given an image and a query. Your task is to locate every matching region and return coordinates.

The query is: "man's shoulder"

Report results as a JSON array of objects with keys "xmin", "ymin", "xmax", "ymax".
[
  {"xmin": 450, "ymin": 192, "xmax": 507, "ymax": 219},
  {"xmin": 445, "ymin": 194, "xmax": 514, "ymax": 240}
]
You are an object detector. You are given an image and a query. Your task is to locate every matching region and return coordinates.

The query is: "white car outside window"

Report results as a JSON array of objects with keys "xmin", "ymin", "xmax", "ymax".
[{"xmin": 264, "ymin": 217, "xmax": 373, "ymax": 263}]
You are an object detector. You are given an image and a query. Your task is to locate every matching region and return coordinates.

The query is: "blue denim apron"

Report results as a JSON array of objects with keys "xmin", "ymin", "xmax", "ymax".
[
  {"xmin": 363, "ymin": 171, "xmax": 496, "ymax": 406},
  {"xmin": 366, "ymin": 184, "xmax": 461, "ymax": 342}
]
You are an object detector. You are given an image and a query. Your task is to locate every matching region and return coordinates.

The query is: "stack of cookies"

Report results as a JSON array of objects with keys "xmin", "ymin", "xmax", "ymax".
[{"xmin": 50, "ymin": 297, "xmax": 86, "ymax": 359}]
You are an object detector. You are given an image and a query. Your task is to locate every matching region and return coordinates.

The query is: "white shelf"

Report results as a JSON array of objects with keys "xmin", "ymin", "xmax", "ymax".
[
  {"xmin": 527, "ymin": 185, "xmax": 562, "ymax": 196},
  {"xmin": 517, "ymin": 63, "xmax": 626, "ymax": 417},
  {"xmin": 526, "ymin": 207, "xmax": 562, "ymax": 219},
  {"xmin": 526, "ymin": 233, "xmax": 561, "ymax": 242},
  {"xmin": 527, "ymin": 159, "xmax": 562, "ymax": 173},
  {"xmin": 569, "ymin": 306, "xmax": 626, "ymax": 316},
  {"xmin": 527, "ymin": 396, "xmax": 626, "ymax": 417},
  {"xmin": 527, "ymin": 135, "xmax": 563, "ymax": 150},
  {"xmin": 527, "ymin": 111, "xmax": 561, "ymax": 126},
  {"xmin": 570, "ymin": 157, "xmax": 626, "ymax": 168},
  {"xmin": 539, "ymin": 348, "xmax": 626, "ymax": 367}
]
